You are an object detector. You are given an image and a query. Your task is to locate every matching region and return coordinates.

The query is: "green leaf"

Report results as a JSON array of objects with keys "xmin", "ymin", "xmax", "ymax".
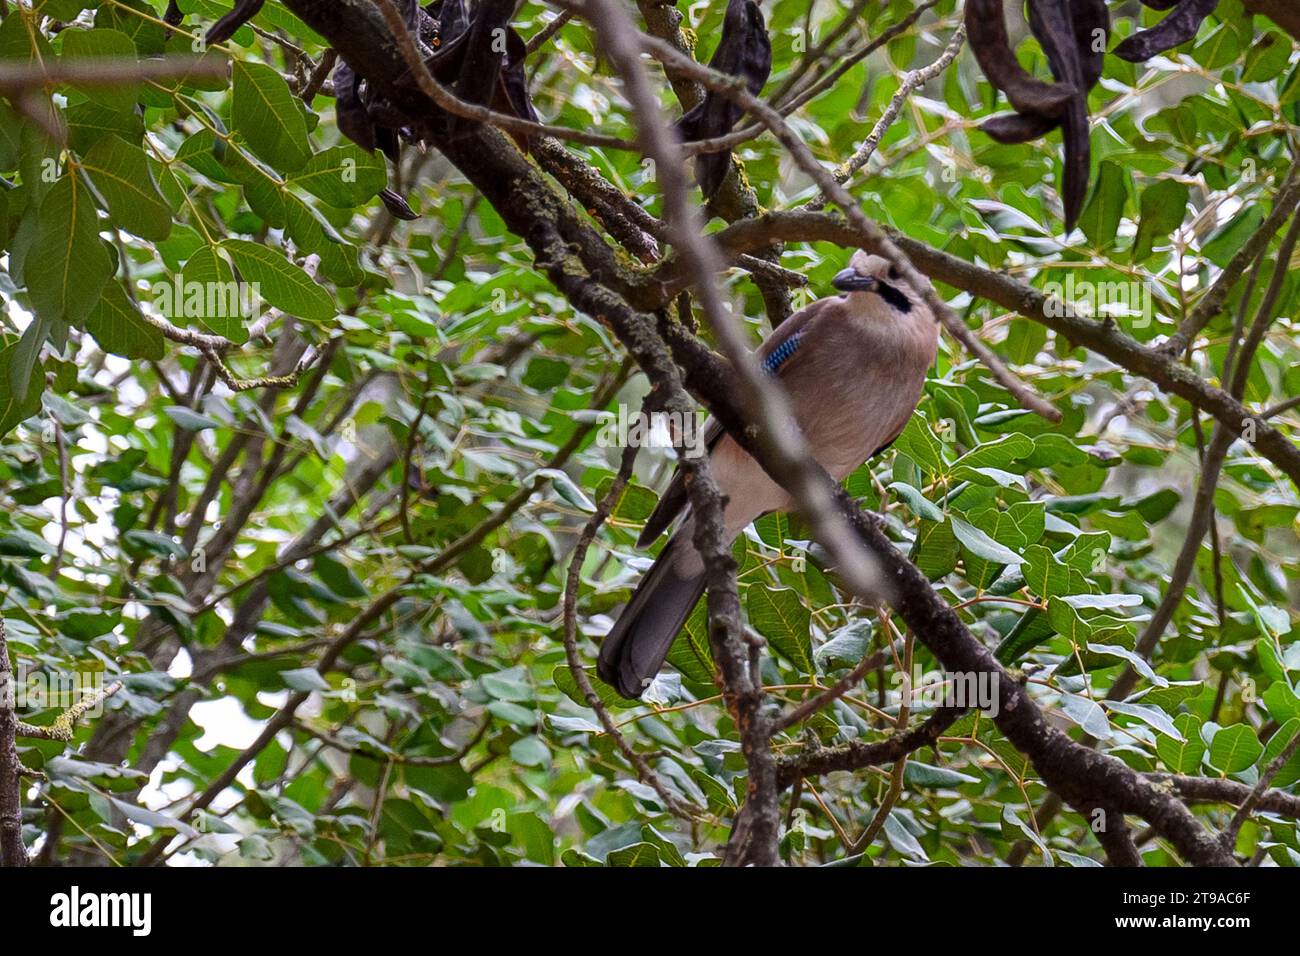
[
  {"xmin": 1132, "ymin": 179, "xmax": 1189, "ymax": 262},
  {"xmin": 746, "ymin": 584, "xmax": 812, "ymax": 674},
  {"xmin": 221, "ymin": 143, "xmax": 286, "ymax": 228},
  {"xmin": 1157, "ymin": 713, "xmax": 1206, "ymax": 774},
  {"xmin": 993, "ymin": 606, "xmax": 1048, "ymax": 664},
  {"xmin": 0, "ymin": 528, "xmax": 55, "ymax": 557},
  {"xmin": 904, "ymin": 762, "xmax": 980, "ymax": 787},
  {"xmin": 949, "ymin": 433, "xmax": 1035, "ymax": 473},
  {"xmin": 1208, "ymin": 724, "xmax": 1263, "ymax": 775},
  {"xmin": 289, "ymin": 144, "xmax": 387, "ymax": 207},
  {"xmin": 60, "ymin": 28, "xmax": 139, "ymax": 112},
  {"xmin": 222, "ymin": 239, "xmax": 336, "ymax": 322},
  {"xmin": 1203, "ymin": 206, "xmax": 1265, "ymax": 268},
  {"xmin": 815, "ymin": 620, "xmax": 873, "ymax": 670},
  {"xmin": 123, "ymin": 529, "xmax": 188, "ymax": 560},
  {"xmin": 951, "ymin": 517, "xmax": 1024, "ymax": 566},
  {"xmin": 231, "ymin": 60, "xmax": 311, "ymax": 172},
  {"xmin": 1087, "ymin": 643, "xmax": 1165, "ymax": 687},
  {"xmin": 1242, "ymin": 31, "xmax": 1289, "ymax": 82},
  {"xmin": 607, "ymin": 843, "xmax": 662, "ymax": 867},
  {"xmin": 80, "ymin": 133, "xmax": 172, "ymax": 241},
  {"xmin": 554, "ymin": 665, "xmax": 636, "ymax": 710},
  {"xmin": 1105, "ymin": 700, "xmax": 1181, "ymax": 740},
  {"xmin": 108, "ymin": 797, "xmax": 200, "ymax": 838},
  {"xmin": 533, "ymin": 468, "xmax": 595, "ymax": 512},
  {"xmin": 1001, "ymin": 805, "xmax": 1050, "ymax": 863},
  {"xmin": 892, "ymin": 410, "xmax": 947, "ymax": 475},
  {"xmin": 1262, "ymin": 683, "xmax": 1300, "ymax": 724},
  {"xmin": 66, "ymin": 100, "xmax": 144, "ymax": 154},
  {"xmin": 888, "ymin": 481, "xmax": 944, "ymax": 522},
  {"xmin": 0, "ymin": 339, "xmax": 44, "ymax": 438},
  {"xmin": 281, "ymin": 667, "xmax": 331, "ymax": 692},
  {"xmin": 9, "ymin": 315, "xmax": 46, "ymax": 402},
  {"xmin": 1059, "ymin": 693, "xmax": 1111, "ymax": 739},
  {"xmin": 1024, "ymin": 546, "xmax": 1086, "ymax": 598},
  {"xmin": 174, "ymin": 245, "xmax": 248, "ymax": 342},
  {"xmin": 667, "ymin": 600, "xmax": 714, "ymax": 686},
  {"xmin": 163, "ymin": 405, "xmax": 222, "ymax": 432},
  {"xmin": 82, "ymin": 281, "xmax": 165, "ymax": 360},
  {"xmin": 281, "ymin": 191, "xmax": 362, "ymax": 285},
  {"xmin": 25, "ymin": 174, "xmax": 113, "ymax": 324},
  {"xmin": 1259, "ymin": 719, "xmax": 1300, "ymax": 789},
  {"xmin": 1079, "ymin": 160, "xmax": 1128, "ymax": 248}
]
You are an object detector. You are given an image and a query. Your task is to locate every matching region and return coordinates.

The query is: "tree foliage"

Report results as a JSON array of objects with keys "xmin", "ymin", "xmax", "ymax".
[{"xmin": 0, "ymin": 0, "xmax": 1299, "ymax": 867}]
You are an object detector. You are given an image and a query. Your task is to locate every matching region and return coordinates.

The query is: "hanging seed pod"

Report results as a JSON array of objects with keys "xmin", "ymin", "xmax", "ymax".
[
  {"xmin": 1115, "ymin": 0, "xmax": 1219, "ymax": 62},
  {"xmin": 379, "ymin": 188, "xmax": 420, "ymax": 220},
  {"xmin": 980, "ymin": 110, "xmax": 1060, "ymax": 144},
  {"xmin": 1026, "ymin": 0, "xmax": 1089, "ymax": 229},
  {"xmin": 417, "ymin": 0, "xmax": 540, "ymax": 147},
  {"xmin": 450, "ymin": 0, "xmax": 520, "ymax": 108},
  {"xmin": 965, "ymin": 0, "xmax": 1076, "ymax": 116},
  {"xmin": 432, "ymin": 0, "xmax": 469, "ymax": 42},
  {"xmin": 1074, "ymin": 0, "xmax": 1111, "ymax": 86},
  {"xmin": 977, "ymin": 0, "xmax": 1110, "ymax": 230},
  {"xmin": 674, "ymin": 0, "xmax": 773, "ymax": 198},
  {"xmin": 982, "ymin": 0, "xmax": 1109, "ymax": 140},
  {"xmin": 499, "ymin": 26, "xmax": 541, "ymax": 129},
  {"xmin": 333, "ymin": 61, "xmax": 377, "ymax": 153}
]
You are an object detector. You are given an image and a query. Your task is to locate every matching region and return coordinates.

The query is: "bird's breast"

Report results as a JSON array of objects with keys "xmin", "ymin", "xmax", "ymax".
[{"xmin": 785, "ymin": 314, "xmax": 936, "ymax": 477}]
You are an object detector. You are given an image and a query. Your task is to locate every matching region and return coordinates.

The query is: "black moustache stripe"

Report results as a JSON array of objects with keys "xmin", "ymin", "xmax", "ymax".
[{"xmin": 875, "ymin": 281, "xmax": 912, "ymax": 314}]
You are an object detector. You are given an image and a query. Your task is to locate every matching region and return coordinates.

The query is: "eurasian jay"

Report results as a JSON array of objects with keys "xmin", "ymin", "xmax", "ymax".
[{"xmin": 598, "ymin": 251, "xmax": 940, "ymax": 699}]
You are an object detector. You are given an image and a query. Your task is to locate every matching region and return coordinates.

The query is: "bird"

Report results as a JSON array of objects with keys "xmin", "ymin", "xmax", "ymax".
[{"xmin": 597, "ymin": 251, "xmax": 940, "ymax": 699}]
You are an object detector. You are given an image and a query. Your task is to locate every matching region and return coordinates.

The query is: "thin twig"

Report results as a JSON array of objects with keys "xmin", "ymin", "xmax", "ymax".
[
  {"xmin": 560, "ymin": 441, "xmax": 698, "ymax": 821},
  {"xmin": 810, "ymin": 25, "xmax": 966, "ymax": 208}
]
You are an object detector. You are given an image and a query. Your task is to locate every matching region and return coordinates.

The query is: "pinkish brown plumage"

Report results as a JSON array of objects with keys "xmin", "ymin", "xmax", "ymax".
[{"xmin": 598, "ymin": 252, "xmax": 939, "ymax": 698}]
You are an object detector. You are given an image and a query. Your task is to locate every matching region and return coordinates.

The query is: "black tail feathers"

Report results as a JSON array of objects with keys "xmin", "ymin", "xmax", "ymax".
[{"xmin": 597, "ymin": 530, "xmax": 706, "ymax": 699}]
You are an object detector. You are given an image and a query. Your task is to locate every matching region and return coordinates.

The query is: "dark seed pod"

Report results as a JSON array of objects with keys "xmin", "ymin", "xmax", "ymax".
[
  {"xmin": 1074, "ymin": 0, "xmax": 1112, "ymax": 88},
  {"xmin": 1115, "ymin": 0, "xmax": 1219, "ymax": 62},
  {"xmin": 333, "ymin": 60, "xmax": 377, "ymax": 153},
  {"xmin": 415, "ymin": 0, "xmax": 540, "ymax": 149},
  {"xmin": 1027, "ymin": 0, "xmax": 1089, "ymax": 230},
  {"xmin": 499, "ymin": 26, "xmax": 541, "ymax": 128},
  {"xmin": 452, "ymin": 0, "xmax": 519, "ymax": 108},
  {"xmin": 673, "ymin": 0, "xmax": 772, "ymax": 198},
  {"xmin": 379, "ymin": 188, "xmax": 420, "ymax": 220},
  {"xmin": 981, "ymin": 0, "xmax": 1109, "ymax": 142},
  {"xmin": 979, "ymin": 110, "xmax": 1060, "ymax": 143},
  {"xmin": 965, "ymin": 0, "xmax": 1076, "ymax": 117},
  {"xmin": 375, "ymin": 128, "xmax": 401, "ymax": 164},
  {"xmin": 206, "ymin": 0, "xmax": 266, "ymax": 46}
]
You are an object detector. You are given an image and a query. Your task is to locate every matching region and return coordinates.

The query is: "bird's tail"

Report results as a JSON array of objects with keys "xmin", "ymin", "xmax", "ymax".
[{"xmin": 597, "ymin": 526, "xmax": 706, "ymax": 699}]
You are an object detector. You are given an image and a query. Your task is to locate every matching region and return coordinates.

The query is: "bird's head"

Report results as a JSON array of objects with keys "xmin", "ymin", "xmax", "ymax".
[{"xmin": 831, "ymin": 251, "xmax": 923, "ymax": 318}]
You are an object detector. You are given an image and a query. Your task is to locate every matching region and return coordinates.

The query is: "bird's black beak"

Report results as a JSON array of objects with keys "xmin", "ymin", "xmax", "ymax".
[{"xmin": 832, "ymin": 269, "xmax": 878, "ymax": 293}]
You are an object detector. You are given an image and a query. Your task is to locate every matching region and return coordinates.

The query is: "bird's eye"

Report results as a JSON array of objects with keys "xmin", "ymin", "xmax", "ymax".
[{"xmin": 887, "ymin": 265, "xmax": 901, "ymax": 280}]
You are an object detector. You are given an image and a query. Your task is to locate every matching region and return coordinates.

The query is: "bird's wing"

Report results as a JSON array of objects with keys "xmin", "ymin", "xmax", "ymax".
[
  {"xmin": 635, "ymin": 417, "xmax": 722, "ymax": 548},
  {"xmin": 636, "ymin": 306, "xmax": 823, "ymax": 548}
]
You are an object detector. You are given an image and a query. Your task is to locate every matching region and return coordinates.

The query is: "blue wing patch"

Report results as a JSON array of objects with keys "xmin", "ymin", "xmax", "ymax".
[{"xmin": 762, "ymin": 330, "xmax": 803, "ymax": 375}]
